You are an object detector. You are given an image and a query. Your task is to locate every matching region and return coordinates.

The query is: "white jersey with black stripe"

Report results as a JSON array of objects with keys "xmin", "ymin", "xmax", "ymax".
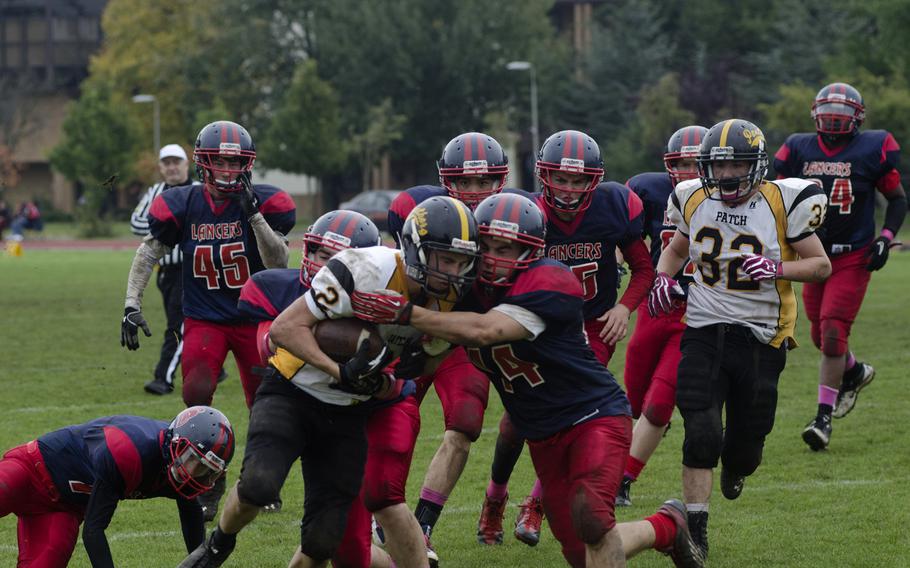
[{"xmin": 667, "ymin": 177, "xmax": 827, "ymax": 347}]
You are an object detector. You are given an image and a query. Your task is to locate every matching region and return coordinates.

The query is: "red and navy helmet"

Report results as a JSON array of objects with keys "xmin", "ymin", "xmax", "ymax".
[
  {"xmin": 193, "ymin": 121, "xmax": 256, "ymax": 193},
  {"xmin": 301, "ymin": 210, "xmax": 381, "ymax": 285},
  {"xmin": 165, "ymin": 406, "xmax": 235, "ymax": 500},
  {"xmin": 696, "ymin": 119, "xmax": 768, "ymax": 202},
  {"xmin": 401, "ymin": 196, "xmax": 479, "ymax": 299},
  {"xmin": 474, "ymin": 193, "xmax": 546, "ymax": 287},
  {"xmin": 664, "ymin": 125, "xmax": 708, "ymax": 186},
  {"xmin": 811, "ymin": 82, "xmax": 865, "ymax": 138},
  {"xmin": 437, "ymin": 132, "xmax": 510, "ymax": 208},
  {"xmin": 536, "ymin": 130, "xmax": 604, "ymax": 214}
]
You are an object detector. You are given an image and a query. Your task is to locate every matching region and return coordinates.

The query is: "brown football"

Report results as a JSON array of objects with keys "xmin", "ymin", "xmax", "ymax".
[{"xmin": 313, "ymin": 318, "xmax": 385, "ymax": 363}]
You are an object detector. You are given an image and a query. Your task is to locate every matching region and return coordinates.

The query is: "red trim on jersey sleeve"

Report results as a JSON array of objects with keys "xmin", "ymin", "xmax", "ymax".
[
  {"xmin": 877, "ymin": 168, "xmax": 902, "ymax": 193},
  {"xmin": 239, "ymin": 279, "xmax": 279, "ymax": 317},
  {"xmin": 509, "ymin": 263, "xmax": 583, "ymax": 299},
  {"xmin": 773, "ymin": 143, "xmax": 790, "ymax": 162},
  {"xmin": 102, "ymin": 426, "xmax": 143, "ymax": 496},
  {"xmin": 259, "ymin": 191, "xmax": 296, "ymax": 215},
  {"xmin": 626, "ymin": 189, "xmax": 644, "ymax": 221},
  {"xmin": 256, "ymin": 320, "xmax": 274, "ymax": 364},
  {"xmin": 390, "ymin": 192, "xmax": 418, "ymax": 224},
  {"xmin": 149, "ymin": 193, "xmax": 179, "ymax": 227},
  {"xmin": 882, "ymin": 132, "xmax": 901, "ymax": 153},
  {"xmin": 617, "ymin": 239, "xmax": 655, "ymax": 311}
]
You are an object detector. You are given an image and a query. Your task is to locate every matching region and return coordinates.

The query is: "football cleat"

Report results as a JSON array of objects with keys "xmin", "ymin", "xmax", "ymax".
[
  {"xmin": 720, "ymin": 468, "xmax": 745, "ymax": 500},
  {"xmin": 802, "ymin": 413, "xmax": 832, "ymax": 451},
  {"xmin": 425, "ymin": 534, "xmax": 439, "ymax": 568},
  {"xmin": 514, "ymin": 495, "xmax": 544, "ymax": 546},
  {"xmin": 686, "ymin": 510, "xmax": 709, "ymax": 560},
  {"xmin": 176, "ymin": 531, "xmax": 235, "ymax": 568},
  {"xmin": 144, "ymin": 377, "xmax": 173, "ymax": 395},
  {"xmin": 477, "ymin": 493, "xmax": 508, "ymax": 545},
  {"xmin": 615, "ymin": 476, "xmax": 633, "ymax": 507},
  {"xmin": 833, "ymin": 362, "xmax": 875, "ymax": 419},
  {"xmin": 198, "ymin": 476, "xmax": 227, "ymax": 522},
  {"xmin": 656, "ymin": 499, "xmax": 705, "ymax": 568}
]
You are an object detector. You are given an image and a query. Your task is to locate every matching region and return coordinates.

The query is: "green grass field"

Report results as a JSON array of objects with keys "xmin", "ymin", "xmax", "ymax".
[{"xmin": 1, "ymin": 247, "xmax": 908, "ymax": 567}]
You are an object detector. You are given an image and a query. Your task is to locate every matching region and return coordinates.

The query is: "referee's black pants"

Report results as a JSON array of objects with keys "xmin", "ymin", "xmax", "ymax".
[{"xmin": 153, "ymin": 265, "xmax": 183, "ymax": 386}]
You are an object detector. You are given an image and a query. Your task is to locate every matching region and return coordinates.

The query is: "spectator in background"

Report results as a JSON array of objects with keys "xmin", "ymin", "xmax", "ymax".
[
  {"xmin": 0, "ymin": 200, "xmax": 10, "ymax": 241},
  {"xmin": 130, "ymin": 144, "xmax": 197, "ymax": 395},
  {"xmin": 10, "ymin": 199, "xmax": 43, "ymax": 241}
]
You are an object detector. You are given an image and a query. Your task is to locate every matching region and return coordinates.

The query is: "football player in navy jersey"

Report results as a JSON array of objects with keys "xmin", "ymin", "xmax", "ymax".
[
  {"xmin": 120, "ymin": 120, "xmax": 294, "ymax": 520},
  {"xmin": 0, "ymin": 406, "xmax": 233, "ymax": 568},
  {"xmin": 351, "ymin": 193, "xmax": 703, "ymax": 568},
  {"xmin": 477, "ymin": 130, "xmax": 655, "ymax": 546},
  {"xmin": 773, "ymin": 82, "xmax": 907, "ymax": 450},
  {"xmin": 385, "ymin": 132, "xmax": 512, "ymax": 559},
  {"xmin": 617, "ymin": 125, "xmax": 707, "ymax": 507}
]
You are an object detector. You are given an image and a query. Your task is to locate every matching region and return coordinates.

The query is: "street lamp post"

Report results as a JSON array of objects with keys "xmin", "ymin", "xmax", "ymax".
[
  {"xmin": 132, "ymin": 94, "xmax": 160, "ymax": 155},
  {"xmin": 505, "ymin": 61, "xmax": 540, "ymax": 161}
]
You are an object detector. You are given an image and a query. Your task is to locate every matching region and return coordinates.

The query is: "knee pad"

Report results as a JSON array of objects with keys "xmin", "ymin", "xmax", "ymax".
[
  {"xmin": 820, "ymin": 319, "xmax": 849, "ymax": 356},
  {"xmin": 680, "ymin": 407, "xmax": 723, "ymax": 469},
  {"xmin": 570, "ymin": 490, "xmax": 610, "ymax": 545},
  {"xmin": 236, "ymin": 466, "xmax": 282, "ymax": 508},
  {"xmin": 445, "ymin": 399, "xmax": 485, "ymax": 441},
  {"xmin": 642, "ymin": 377, "xmax": 675, "ymax": 427}
]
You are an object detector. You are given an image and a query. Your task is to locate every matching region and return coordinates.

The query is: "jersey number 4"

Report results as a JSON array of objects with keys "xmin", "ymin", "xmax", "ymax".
[
  {"xmin": 193, "ymin": 243, "xmax": 251, "ymax": 289},
  {"xmin": 467, "ymin": 345, "xmax": 544, "ymax": 393},
  {"xmin": 809, "ymin": 177, "xmax": 854, "ymax": 214}
]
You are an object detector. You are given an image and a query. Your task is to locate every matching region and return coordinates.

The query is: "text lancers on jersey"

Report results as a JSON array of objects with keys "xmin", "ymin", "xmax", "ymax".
[
  {"xmin": 190, "ymin": 221, "xmax": 244, "ymax": 241},
  {"xmin": 547, "ymin": 242, "xmax": 604, "ymax": 261},
  {"xmin": 802, "ymin": 161, "xmax": 852, "ymax": 177}
]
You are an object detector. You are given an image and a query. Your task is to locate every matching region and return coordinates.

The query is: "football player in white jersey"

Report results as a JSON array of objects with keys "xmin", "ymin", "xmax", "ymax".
[{"xmin": 650, "ymin": 119, "xmax": 831, "ymax": 559}]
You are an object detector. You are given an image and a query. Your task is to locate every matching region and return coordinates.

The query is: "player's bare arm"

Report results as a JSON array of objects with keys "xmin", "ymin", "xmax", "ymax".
[
  {"xmin": 409, "ymin": 306, "xmax": 532, "ymax": 348},
  {"xmin": 655, "ymin": 229, "xmax": 690, "ymax": 275},
  {"xmin": 269, "ymin": 295, "xmax": 341, "ymax": 380},
  {"xmin": 782, "ymin": 234, "xmax": 831, "ymax": 282}
]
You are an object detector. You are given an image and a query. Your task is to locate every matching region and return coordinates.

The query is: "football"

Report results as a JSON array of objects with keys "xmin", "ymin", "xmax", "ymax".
[{"xmin": 313, "ymin": 318, "xmax": 385, "ymax": 363}]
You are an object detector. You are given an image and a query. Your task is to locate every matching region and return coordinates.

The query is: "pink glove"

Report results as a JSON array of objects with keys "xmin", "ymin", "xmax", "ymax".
[
  {"xmin": 741, "ymin": 253, "xmax": 782, "ymax": 281},
  {"xmin": 648, "ymin": 272, "xmax": 684, "ymax": 317}
]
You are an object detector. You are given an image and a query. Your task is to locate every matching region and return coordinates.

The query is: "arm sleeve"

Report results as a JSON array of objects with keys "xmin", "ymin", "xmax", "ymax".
[
  {"xmin": 125, "ymin": 236, "xmax": 170, "ymax": 310},
  {"xmin": 130, "ymin": 186, "xmax": 155, "ymax": 236},
  {"xmin": 617, "ymin": 238, "xmax": 655, "ymax": 311},
  {"xmin": 81, "ymin": 479, "xmax": 121, "ymax": 568},
  {"xmin": 177, "ymin": 497, "xmax": 205, "ymax": 552},
  {"xmin": 237, "ymin": 275, "xmax": 281, "ymax": 320},
  {"xmin": 491, "ymin": 303, "xmax": 547, "ymax": 340},
  {"xmin": 249, "ymin": 213, "xmax": 289, "ymax": 269}
]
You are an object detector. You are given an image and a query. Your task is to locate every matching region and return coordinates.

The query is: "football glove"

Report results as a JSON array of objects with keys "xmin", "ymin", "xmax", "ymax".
[
  {"xmin": 121, "ymin": 307, "xmax": 151, "ymax": 350},
  {"xmin": 237, "ymin": 172, "xmax": 261, "ymax": 220},
  {"xmin": 647, "ymin": 272, "xmax": 684, "ymax": 317},
  {"xmin": 350, "ymin": 290, "xmax": 413, "ymax": 325},
  {"xmin": 334, "ymin": 339, "xmax": 395, "ymax": 395},
  {"xmin": 741, "ymin": 253, "xmax": 782, "ymax": 281},
  {"xmin": 394, "ymin": 339, "xmax": 429, "ymax": 379},
  {"xmin": 865, "ymin": 236, "xmax": 891, "ymax": 271}
]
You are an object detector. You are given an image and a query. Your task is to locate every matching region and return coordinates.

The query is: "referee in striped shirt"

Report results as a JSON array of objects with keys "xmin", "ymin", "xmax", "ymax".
[{"xmin": 130, "ymin": 144, "xmax": 195, "ymax": 395}]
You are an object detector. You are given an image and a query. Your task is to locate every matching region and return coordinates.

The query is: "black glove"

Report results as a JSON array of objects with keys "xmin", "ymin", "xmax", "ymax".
[
  {"xmin": 866, "ymin": 236, "xmax": 891, "ymax": 271},
  {"xmin": 333, "ymin": 339, "xmax": 395, "ymax": 395},
  {"xmin": 121, "ymin": 307, "xmax": 151, "ymax": 350},
  {"xmin": 237, "ymin": 172, "xmax": 260, "ymax": 219},
  {"xmin": 394, "ymin": 339, "xmax": 429, "ymax": 379}
]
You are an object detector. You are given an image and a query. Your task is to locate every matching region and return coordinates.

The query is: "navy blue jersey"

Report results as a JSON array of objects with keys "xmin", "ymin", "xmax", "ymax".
[
  {"xmin": 37, "ymin": 415, "xmax": 177, "ymax": 505},
  {"xmin": 626, "ymin": 171, "xmax": 696, "ymax": 290},
  {"xmin": 773, "ymin": 130, "xmax": 901, "ymax": 252},
  {"xmin": 388, "ymin": 185, "xmax": 533, "ymax": 245},
  {"xmin": 460, "ymin": 258, "xmax": 630, "ymax": 441},
  {"xmin": 238, "ymin": 268, "xmax": 307, "ymax": 321},
  {"xmin": 534, "ymin": 182, "xmax": 645, "ymax": 319},
  {"xmin": 148, "ymin": 183, "xmax": 296, "ymax": 322}
]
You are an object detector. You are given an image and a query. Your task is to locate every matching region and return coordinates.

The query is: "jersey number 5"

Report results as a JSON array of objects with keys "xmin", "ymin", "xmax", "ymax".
[
  {"xmin": 570, "ymin": 262, "xmax": 599, "ymax": 300},
  {"xmin": 193, "ymin": 243, "xmax": 251, "ymax": 289}
]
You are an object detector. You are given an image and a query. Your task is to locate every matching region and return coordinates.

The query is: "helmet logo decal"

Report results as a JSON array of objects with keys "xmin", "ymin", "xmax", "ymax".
[
  {"xmin": 173, "ymin": 406, "xmax": 206, "ymax": 428},
  {"xmin": 322, "ymin": 231, "xmax": 351, "ymax": 247},
  {"xmin": 743, "ymin": 128, "xmax": 765, "ymax": 149},
  {"xmin": 219, "ymin": 142, "xmax": 241, "ymax": 155},
  {"xmin": 462, "ymin": 160, "xmax": 489, "ymax": 174},
  {"xmin": 450, "ymin": 238, "xmax": 478, "ymax": 252},
  {"xmin": 490, "ymin": 219, "xmax": 520, "ymax": 233},
  {"xmin": 560, "ymin": 158, "xmax": 585, "ymax": 172},
  {"xmin": 680, "ymin": 145, "xmax": 700, "ymax": 156},
  {"xmin": 411, "ymin": 206, "xmax": 429, "ymax": 236},
  {"xmin": 710, "ymin": 146, "xmax": 735, "ymax": 159}
]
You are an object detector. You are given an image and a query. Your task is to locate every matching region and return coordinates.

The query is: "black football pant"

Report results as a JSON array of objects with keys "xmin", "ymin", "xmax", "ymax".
[
  {"xmin": 153, "ymin": 265, "xmax": 183, "ymax": 386},
  {"xmin": 237, "ymin": 372, "xmax": 369, "ymax": 561},
  {"xmin": 676, "ymin": 323, "xmax": 787, "ymax": 476}
]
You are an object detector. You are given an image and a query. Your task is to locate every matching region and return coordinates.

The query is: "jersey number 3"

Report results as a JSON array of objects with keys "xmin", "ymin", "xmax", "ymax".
[{"xmin": 193, "ymin": 243, "xmax": 251, "ymax": 289}]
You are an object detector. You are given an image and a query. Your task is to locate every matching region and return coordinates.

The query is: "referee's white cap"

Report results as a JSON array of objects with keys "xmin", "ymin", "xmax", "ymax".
[{"xmin": 159, "ymin": 144, "xmax": 188, "ymax": 161}]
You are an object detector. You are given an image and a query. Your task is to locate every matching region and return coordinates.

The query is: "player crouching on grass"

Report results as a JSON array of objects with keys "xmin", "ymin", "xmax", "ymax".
[
  {"xmin": 179, "ymin": 196, "xmax": 479, "ymax": 568},
  {"xmin": 0, "ymin": 406, "xmax": 234, "ymax": 568},
  {"xmin": 351, "ymin": 192, "xmax": 704, "ymax": 568}
]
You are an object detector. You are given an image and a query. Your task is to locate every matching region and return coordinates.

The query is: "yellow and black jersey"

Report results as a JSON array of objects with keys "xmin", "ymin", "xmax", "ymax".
[{"xmin": 668, "ymin": 177, "xmax": 827, "ymax": 347}]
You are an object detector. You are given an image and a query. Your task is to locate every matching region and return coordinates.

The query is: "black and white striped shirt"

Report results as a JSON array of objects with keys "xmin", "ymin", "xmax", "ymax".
[{"xmin": 130, "ymin": 180, "xmax": 197, "ymax": 267}]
